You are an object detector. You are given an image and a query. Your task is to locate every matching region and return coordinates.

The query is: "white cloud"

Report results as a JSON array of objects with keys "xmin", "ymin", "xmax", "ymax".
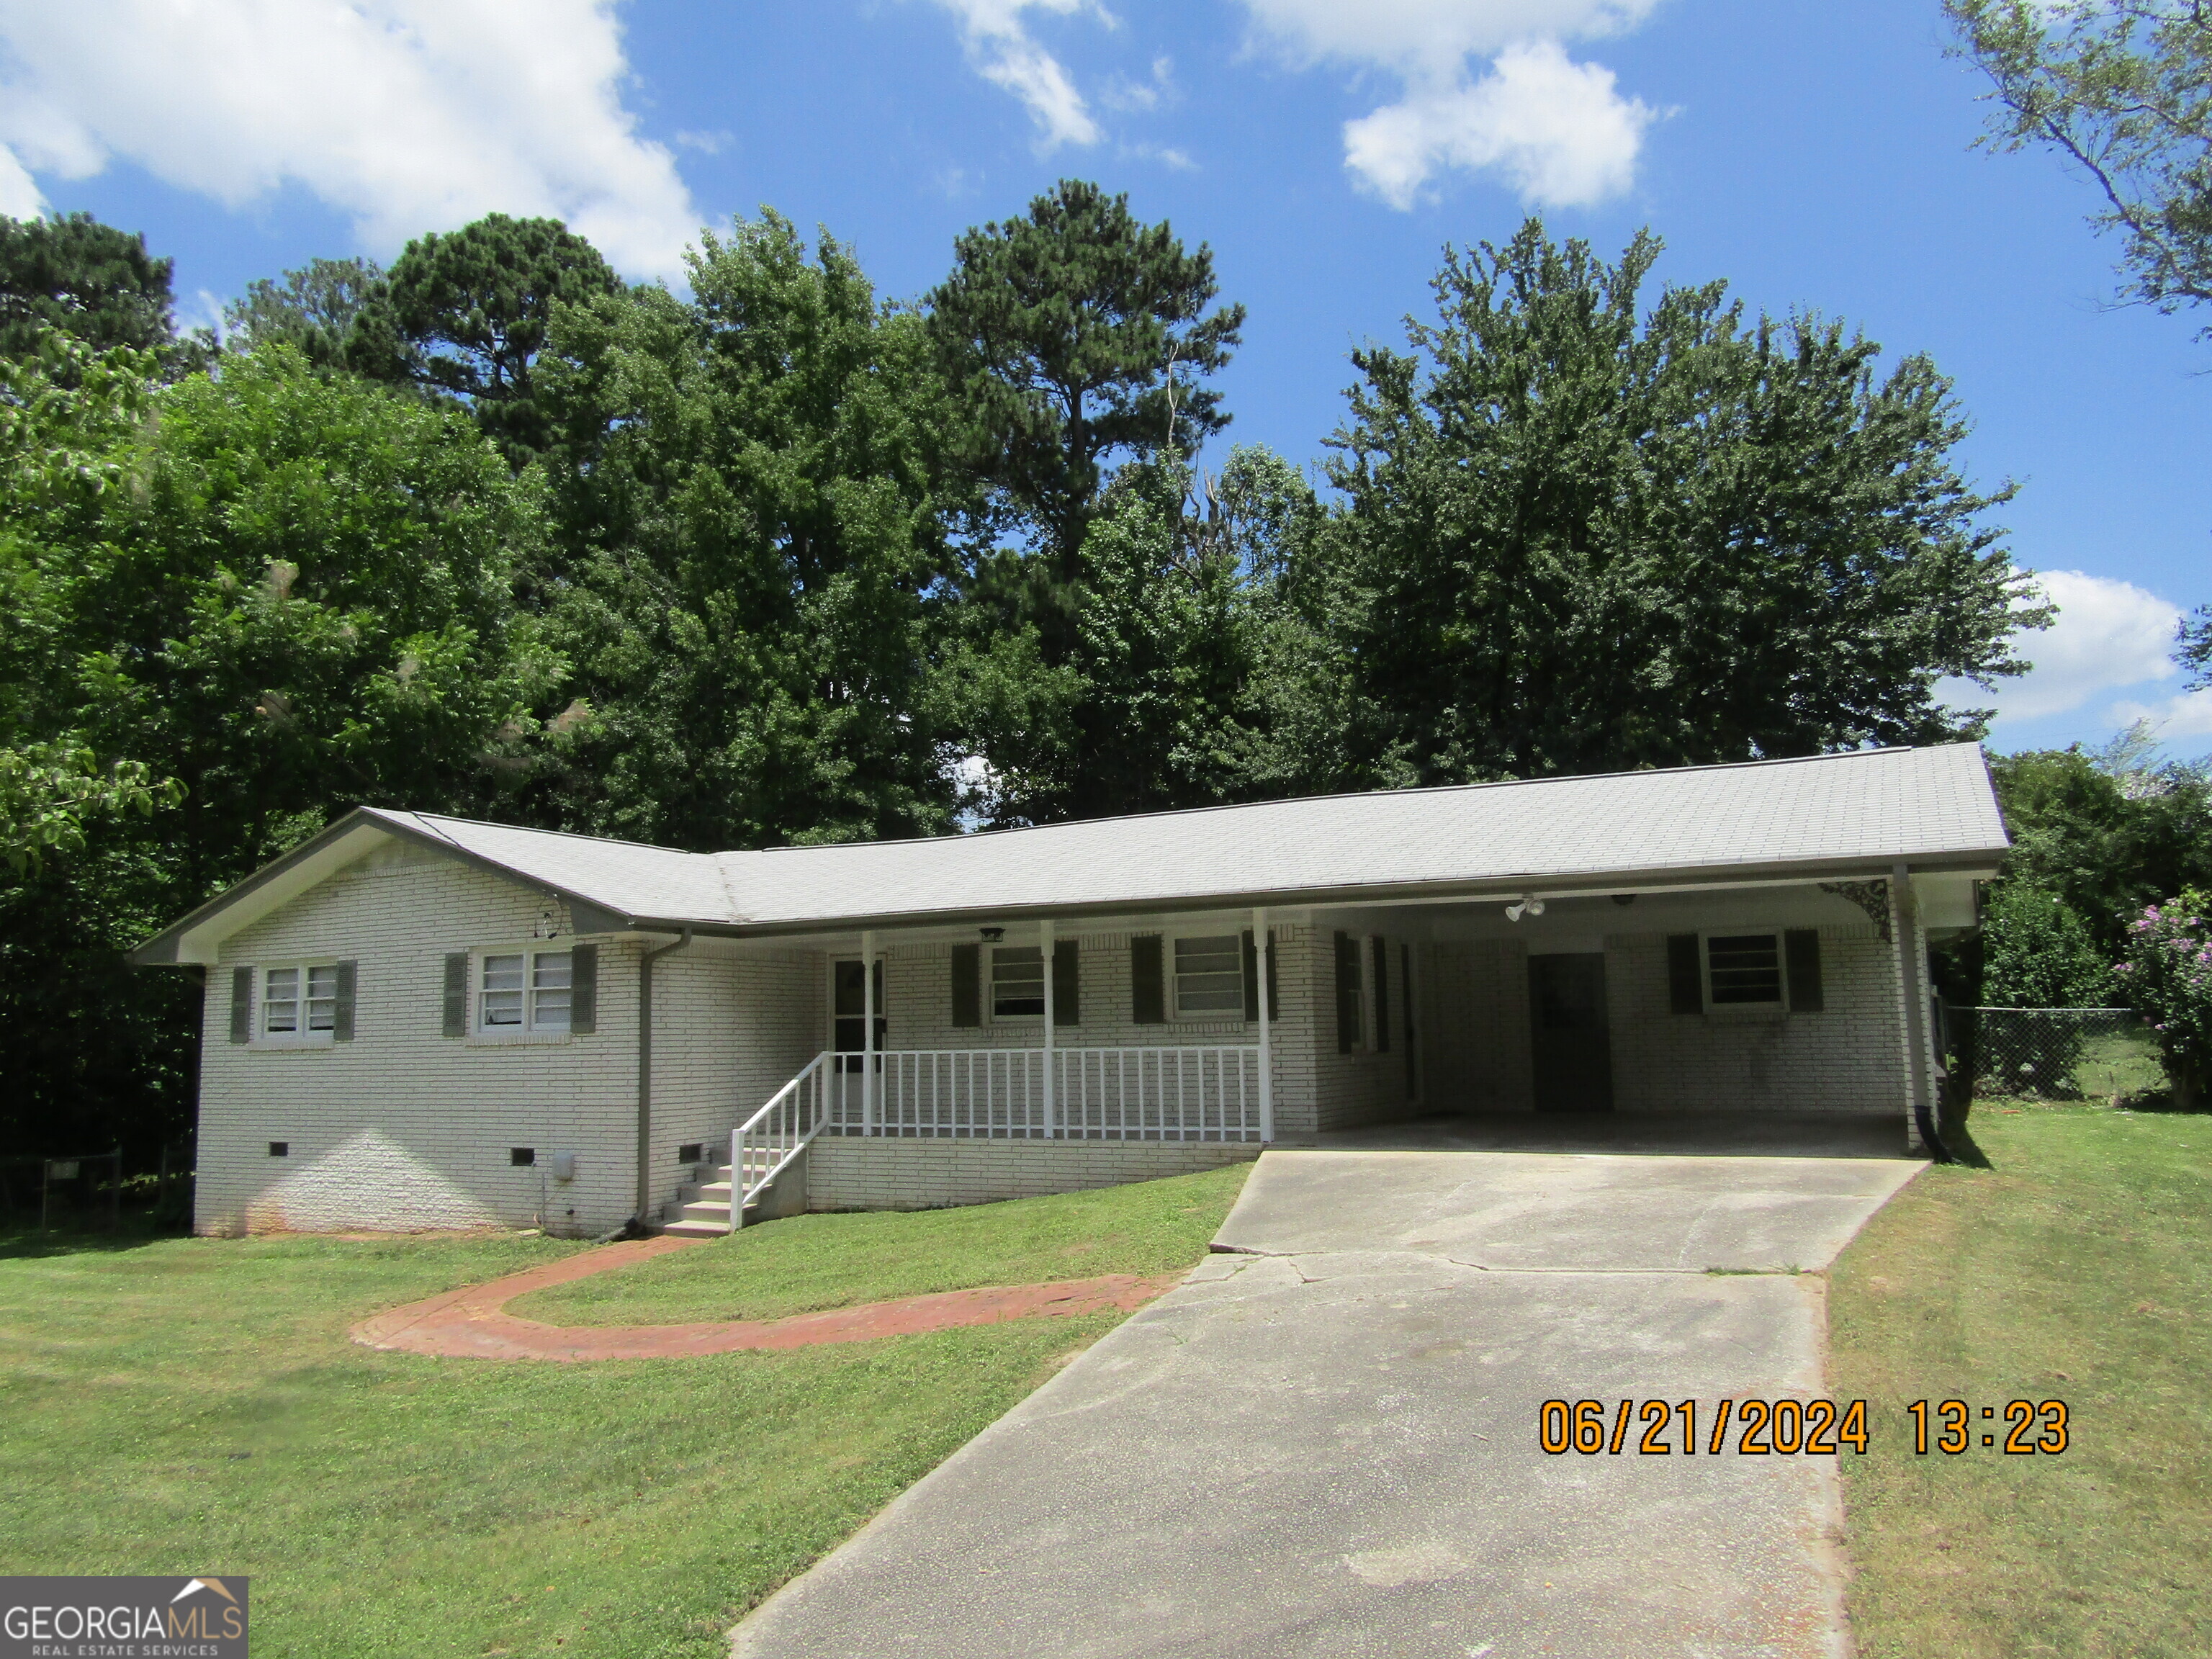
[
  {"xmin": 1236, "ymin": 0, "xmax": 1663, "ymax": 207},
  {"xmin": 932, "ymin": 0, "xmax": 1105, "ymax": 148},
  {"xmin": 1943, "ymin": 570, "xmax": 2183, "ymax": 724},
  {"xmin": 0, "ymin": 137, "xmax": 41, "ymax": 216},
  {"xmin": 2110, "ymin": 688, "xmax": 2212, "ymax": 739},
  {"xmin": 0, "ymin": 1, "xmax": 700, "ymax": 277},
  {"xmin": 1343, "ymin": 40, "xmax": 1652, "ymax": 210}
]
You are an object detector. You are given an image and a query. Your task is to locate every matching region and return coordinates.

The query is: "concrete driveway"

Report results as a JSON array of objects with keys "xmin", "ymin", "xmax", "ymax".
[{"xmin": 732, "ymin": 1115, "xmax": 1924, "ymax": 1659}]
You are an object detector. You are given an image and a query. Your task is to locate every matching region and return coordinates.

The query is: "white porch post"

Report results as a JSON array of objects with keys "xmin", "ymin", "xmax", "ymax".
[
  {"xmin": 1254, "ymin": 906, "xmax": 1274, "ymax": 1143},
  {"xmin": 862, "ymin": 928, "xmax": 877, "ymax": 1137},
  {"xmin": 1040, "ymin": 917, "xmax": 1056, "ymax": 1138},
  {"xmin": 1890, "ymin": 868, "xmax": 1936, "ymax": 1152}
]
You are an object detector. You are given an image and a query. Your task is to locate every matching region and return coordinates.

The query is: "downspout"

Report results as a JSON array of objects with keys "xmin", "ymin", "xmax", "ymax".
[{"xmin": 637, "ymin": 928, "xmax": 694, "ymax": 1223}]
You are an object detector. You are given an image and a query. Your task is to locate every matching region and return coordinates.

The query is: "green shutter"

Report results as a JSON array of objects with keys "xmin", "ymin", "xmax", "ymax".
[
  {"xmin": 1372, "ymin": 938, "xmax": 1391, "ymax": 1053},
  {"xmin": 950, "ymin": 943, "xmax": 981, "ymax": 1028},
  {"xmin": 1786, "ymin": 930, "xmax": 1824, "ymax": 1013},
  {"xmin": 1335, "ymin": 931, "xmax": 1360, "ymax": 1053},
  {"xmin": 333, "ymin": 961, "xmax": 357, "ymax": 1042},
  {"xmin": 443, "ymin": 952, "xmax": 469, "ymax": 1038},
  {"xmin": 570, "ymin": 943, "xmax": 598, "ymax": 1034},
  {"xmin": 1242, "ymin": 930, "xmax": 1259, "ymax": 1022},
  {"xmin": 230, "ymin": 966, "xmax": 253, "ymax": 1043},
  {"xmin": 1053, "ymin": 938, "xmax": 1080, "ymax": 1026},
  {"xmin": 1666, "ymin": 935, "xmax": 1703, "ymax": 1015},
  {"xmin": 1131, "ymin": 935, "xmax": 1164, "ymax": 1025}
]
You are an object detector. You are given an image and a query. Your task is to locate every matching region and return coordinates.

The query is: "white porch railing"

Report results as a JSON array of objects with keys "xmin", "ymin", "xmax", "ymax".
[
  {"xmin": 823, "ymin": 1046, "xmax": 1265, "ymax": 1141},
  {"xmin": 727, "ymin": 1044, "xmax": 1264, "ymax": 1230},
  {"xmin": 732, "ymin": 1050, "xmax": 832, "ymax": 1222}
]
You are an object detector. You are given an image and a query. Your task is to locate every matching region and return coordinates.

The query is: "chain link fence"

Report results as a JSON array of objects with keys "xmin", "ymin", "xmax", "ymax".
[{"xmin": 1955, "ymin": 1007, "xmax": 2165, "ymax": 1101}]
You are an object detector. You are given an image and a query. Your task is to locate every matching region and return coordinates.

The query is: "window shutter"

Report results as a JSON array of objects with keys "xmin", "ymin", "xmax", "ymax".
[
  {"xmin": 1372, "ymin": 938, "xmax": 1391, "ymax": 1053},
  {"xmin": 1334, "ymin": 931, "xmax": 1360, "ymax": 1054},
  {"xmin": 1666, "ymin": 935, "xmax": 1703, "ymax": 1015},
  {"xmin": 950, "ymin": 943, "xmax": 981, "ymax": 1028},
  {"xmin": 1131, "ymin": 935, "xmax": 1164, "ymax": 1025},
  {"xmin": 1053, "ymin": 938, "xmax": 1080, "ymax": 1026},
  {"xmin": 443, "ymin": 952, "xmax": 469, "ymax": 1038},
  {"xmin": 229, "ymin": 966, "xmax": 253, "ymax": 1043},
  {"xmin": 1785, "ymin": 930, "xmax": 1824, "ymax": 1013},
  {"xmin": 570, "ymin": 943, "xmax": 598, "ymax": 1034},
  {"xmin": 1242, "ymin": 930, "xmax": 1259, "ymax": 1022},
  {"xmin": 333, "ymin": 961, "xmax": 357, "ymax": 1042}
]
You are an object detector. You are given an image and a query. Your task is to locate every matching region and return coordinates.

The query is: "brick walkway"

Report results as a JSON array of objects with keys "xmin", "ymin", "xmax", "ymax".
[{"xmin": 351, "ymin": 1236, "xmax": 1184, "ymax": 1362}]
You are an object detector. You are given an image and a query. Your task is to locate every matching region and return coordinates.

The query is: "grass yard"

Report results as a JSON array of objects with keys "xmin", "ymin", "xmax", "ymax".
[
  {"xmin": 0, "ymin": 1163, "xmax": 1251, "ymax": 1659},
  {"xmin": 512, "ymin": 1160, "xmax": 1254, "ymax": 1326},
  {"xmin": 1829, "ymin": 1102, "xmax": 2212, "ymax": 1658}
]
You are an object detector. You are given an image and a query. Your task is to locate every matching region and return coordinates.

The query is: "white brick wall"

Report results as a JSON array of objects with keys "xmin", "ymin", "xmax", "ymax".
[
  {"xmin": 196, "ymin": 842, "xmax": 820, "ymax": 1237},
  {"xmin": 1418, "ymin": 917, "xmax": 1907, "ymax": 1117},
  {"xmin": 806, "ymin": 1137, "xmax": 1258, "ymax": 1210}
]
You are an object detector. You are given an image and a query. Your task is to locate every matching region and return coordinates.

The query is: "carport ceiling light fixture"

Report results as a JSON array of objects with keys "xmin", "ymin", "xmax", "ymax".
[
  {"xmin": 1505, "ymin": 897, "xmax": 1546, "ymax": 922},
  {"xmin": 979, "ymin": 926, "xmax": 1005, "ymax": 942}
]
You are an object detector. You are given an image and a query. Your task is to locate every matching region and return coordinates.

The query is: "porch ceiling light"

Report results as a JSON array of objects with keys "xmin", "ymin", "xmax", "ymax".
[
  {"xmin": 1506, "ymin": 897, "xmax": 1546, "ymax": 922},
  {"xmin": 979, "ymin": 926, "xmax": 1004, "ymax": 942}
]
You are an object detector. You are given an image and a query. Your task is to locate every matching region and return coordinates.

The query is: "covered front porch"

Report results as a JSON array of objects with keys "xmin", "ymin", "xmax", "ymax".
[{"xmin": 664, "ymin": 866, "xmax": 1968, "ymax": 1233}]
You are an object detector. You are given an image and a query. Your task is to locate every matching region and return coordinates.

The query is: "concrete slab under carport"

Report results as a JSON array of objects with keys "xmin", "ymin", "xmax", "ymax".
[{"xmin": 732, "ymin": 1123, "xmax": 1925, "ymax": 1659}]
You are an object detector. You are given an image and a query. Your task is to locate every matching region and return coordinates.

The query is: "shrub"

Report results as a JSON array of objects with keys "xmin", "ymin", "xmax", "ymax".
[
  {"xmin": 2115, "ymin": 891, "xmax": 2212, "ymax": 1106},
  {"xmin": 1979, "ymin": 880, "xmax": 2116, "ymax": 1007}
]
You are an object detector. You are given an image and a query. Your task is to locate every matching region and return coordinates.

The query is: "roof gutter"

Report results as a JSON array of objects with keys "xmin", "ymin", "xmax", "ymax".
[{"xmin": 635, "ymin": 927, "xmax": 693, "ymax": 1225}]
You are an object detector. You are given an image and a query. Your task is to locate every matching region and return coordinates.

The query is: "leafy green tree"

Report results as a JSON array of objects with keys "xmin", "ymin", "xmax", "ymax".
[
  {"xmin": 534, "ymin": 214, "xmax": 958, "ymax": 849},
  {"xmin": 0, "ymin": 212, "xmax": 208, "ymax": 374},
  {"xmin": 351, "ymin": 214, "xmax": 625, "ymax": 467},
  {"xmin": 1947, "ymin": 1, "xmax": 2212, "ymax": 330},
  {"xmin": 927, "ymin": 181, "xmax": 1244, "ymax": 626},
  {"xmin": 223, "ymin": 256, "xmax": 385, "ymax": 369},
  {"xmin": 1979, "ymin": 880, "xmax": 2116, "ymax": 1006},
  {"xmin": 1988, "ymin": 744, "xmax": 2212, "ymax": 956},
  {"xmin": 0, "ymin": 339, "xmax": 560, "ymax": 1159},
  {"xmin": 1313, "ymin": 221, "xmax": 2041, "ymax": 783}
]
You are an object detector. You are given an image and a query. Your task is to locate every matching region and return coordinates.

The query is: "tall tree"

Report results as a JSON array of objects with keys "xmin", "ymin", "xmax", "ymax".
[
  {"xmin": 0, "ymin": 339, "xmax": 560, "ymax": 1160},
  {"xmin": 350, "ymin": 214, "xmax": 625, "ymax": 467},
  {"xmin": 223, "ymin": 256, "xmax": 385, "ymax": 369},
  {"xmin": 1947, "ymin": 1, "xmax": 2212, "ymax": 331},
  {"xmin": 534, "ymin": 214, "xmax": 959, "ymax": 850},
  {"xmin": 0, "ymin": 212, "xmax": 190, "ymax": 366},
  {"xmin": 927, "ymin": 180, "xmax": 1245, "ymax": 596},
  {"xmin": 1314, "ymin": 221, "xmax": 2041, "ymax": 783}
]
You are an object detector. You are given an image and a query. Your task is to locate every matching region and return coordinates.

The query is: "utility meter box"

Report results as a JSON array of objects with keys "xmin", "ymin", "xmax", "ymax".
[{"xmin": 549, "ymin": 1151, "xmax": 579, "ymax": 1183}]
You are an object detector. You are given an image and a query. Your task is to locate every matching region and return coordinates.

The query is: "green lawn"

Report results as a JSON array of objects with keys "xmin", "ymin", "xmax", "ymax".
[
  {"xmin": 1829, "ymin": 1102, "xmax": 2212, "ymax": 1658},
  {"xmin": 511, "ymin": 1160, "xmax": 1254, "ymax": 1326},
  {"xmin": 0, "ymin": 1164, "xmax": 1251, "ymax": 1659}
]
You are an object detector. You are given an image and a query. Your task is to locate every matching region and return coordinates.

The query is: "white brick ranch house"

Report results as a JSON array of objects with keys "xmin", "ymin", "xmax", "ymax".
[{"xmin": 129, "ymin": 742, "xmax": 2007, "ymax": 1238}]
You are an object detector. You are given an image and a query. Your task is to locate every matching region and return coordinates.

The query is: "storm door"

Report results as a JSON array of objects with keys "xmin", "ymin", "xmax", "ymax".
[
  {"xmin": 1527, "ymin": 953, "xmax": 1614, "ymax": 1112},
  {"xmin": 834, "ymin": 958, "xmax": 886, "ymax": 1072}
]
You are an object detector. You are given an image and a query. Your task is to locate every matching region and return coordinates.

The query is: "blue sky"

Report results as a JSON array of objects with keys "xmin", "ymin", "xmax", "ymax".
[{"xmin": 4, "ymin": 0, "xmax": 2206, "ymax": 757}]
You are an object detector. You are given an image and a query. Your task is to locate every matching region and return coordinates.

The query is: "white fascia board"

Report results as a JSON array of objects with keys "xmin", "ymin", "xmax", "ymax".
[{"xmin": 161, "ymin": 822, "xmax": 393, "ymax": 965}]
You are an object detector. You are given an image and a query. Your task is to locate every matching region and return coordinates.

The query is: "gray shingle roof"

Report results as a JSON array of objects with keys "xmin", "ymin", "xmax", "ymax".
[{"xmin": 361, "ymin": 741, "xmax": 2006, "ymax": 934}]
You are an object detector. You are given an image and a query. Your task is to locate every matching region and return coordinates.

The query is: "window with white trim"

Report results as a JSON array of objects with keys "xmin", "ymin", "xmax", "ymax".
[
  {"xmin": 261, "ymin": 963, "xmax": 340, "ymax": 1042},
  {"xmin": 1174, "ymin": 934, "xmax": 1244, "ymax": 1017},
  {"xmin": 990, "ymin": 945, "xmax": 1045, "ymax": 1019},
  {"xmin": 480, "ymin": 949, "xmax": 572, "ymax": 1033},
  {"xmin": 1704, "ymin": 934, "xmax": 1784, "ymax": 1007}
]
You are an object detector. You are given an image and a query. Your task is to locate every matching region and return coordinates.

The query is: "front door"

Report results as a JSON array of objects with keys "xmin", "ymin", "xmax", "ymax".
[
  {"xmin": 833, "ymin": 958, "xmax": 886, "ymax": 1071},
  {"xmin": 1528, "ymin": 953, "xmax": 1613, "ymax": 1112}
]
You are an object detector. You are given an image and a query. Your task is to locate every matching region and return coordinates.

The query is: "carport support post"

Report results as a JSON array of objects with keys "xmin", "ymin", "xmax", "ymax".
[
  {"xmin": 1891, "ymin": 866, "xmax": 1936, "ymax": 1152},
  {"xmin": 637, "ymin": 928, "xmax": 693, "ymax": 1222},
  {"xmin": 862, "ymin": 929, "xmax": 877, "ymax": 1136},
  {"xmin": 1254, "ymin": 906, "xmax": 1274, "ymax": 1143},
  {"xmin": 1040, "ymin": 918, "xmax": 1056, "ymax": 1138}
]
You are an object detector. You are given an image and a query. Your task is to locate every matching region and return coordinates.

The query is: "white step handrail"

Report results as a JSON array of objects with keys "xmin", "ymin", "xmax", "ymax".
[{"xmin": 732, "ymin": 1050, "xmax": 831, "ymax": 1231}]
